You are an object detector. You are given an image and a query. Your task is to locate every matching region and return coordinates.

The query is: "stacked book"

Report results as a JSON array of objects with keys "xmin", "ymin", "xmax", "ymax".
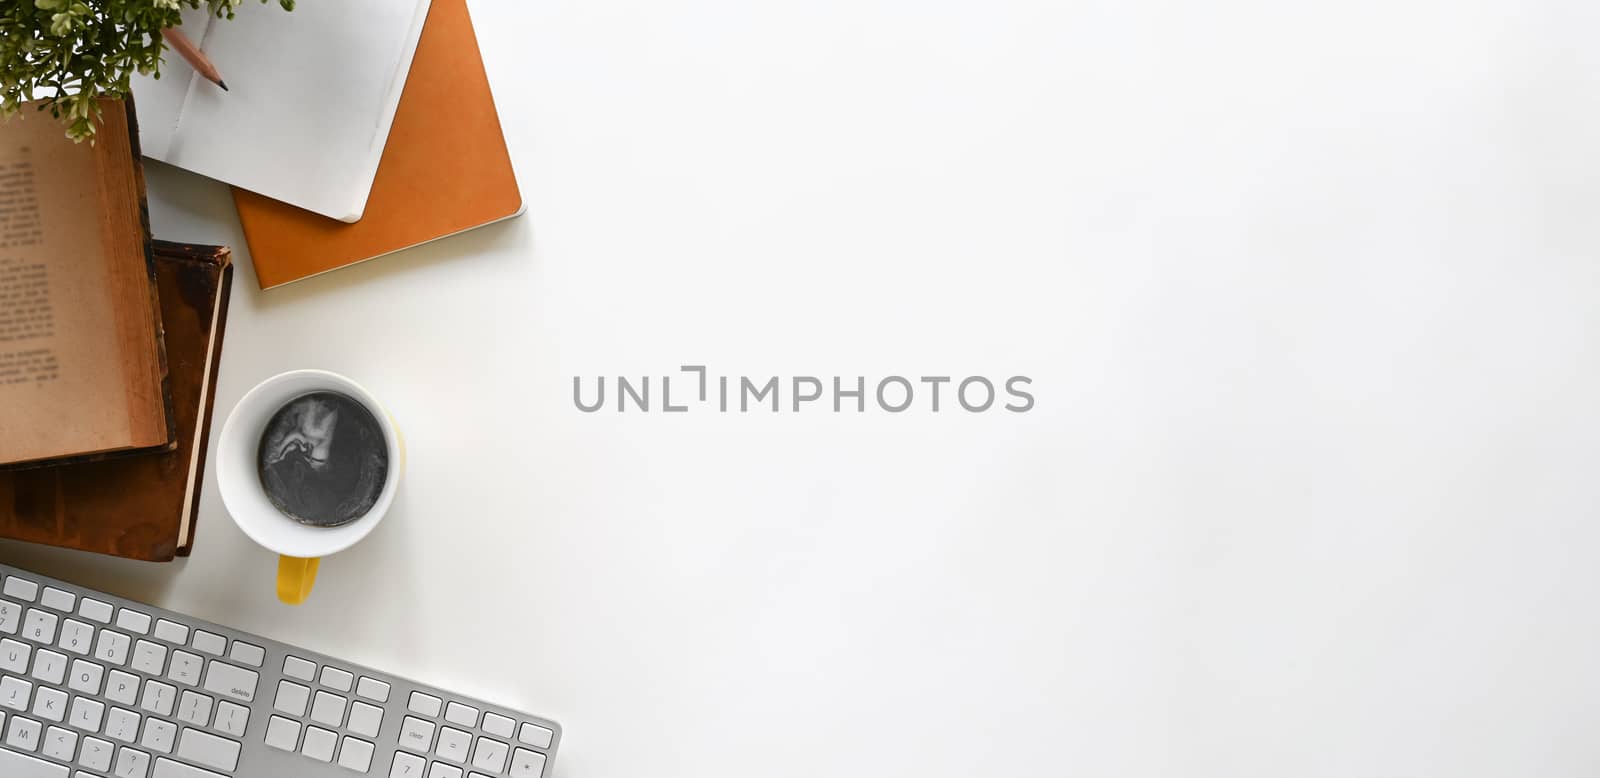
[
  {"xmin": 0, "ymin": 100, "xmax": 232, "ymax": 562},
  {"xmin": 131, "ymin": 0, "xmax": 522, "ymax": 289}
]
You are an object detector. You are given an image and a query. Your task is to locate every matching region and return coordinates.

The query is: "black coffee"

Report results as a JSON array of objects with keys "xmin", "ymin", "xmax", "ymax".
[{"xmin": 257, "ymin": 391, "xmax": 389, "ymax": 527}]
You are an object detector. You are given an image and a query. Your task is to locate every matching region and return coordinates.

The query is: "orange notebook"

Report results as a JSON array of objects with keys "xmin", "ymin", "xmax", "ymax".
[{"xmin": 232, "ymin": 0, "xmax": 522, "ymax": 289}]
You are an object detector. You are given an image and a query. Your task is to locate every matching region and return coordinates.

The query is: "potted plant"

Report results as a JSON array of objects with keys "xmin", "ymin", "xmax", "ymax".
[{"xmin": 0, "ymin": 0, "xmax": 294, "ymax": 141}]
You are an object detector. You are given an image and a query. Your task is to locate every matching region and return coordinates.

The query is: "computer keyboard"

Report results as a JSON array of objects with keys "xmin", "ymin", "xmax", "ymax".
[{"xmin": 0, "ymin": 563, "xmax": 561, "ymax": 778}]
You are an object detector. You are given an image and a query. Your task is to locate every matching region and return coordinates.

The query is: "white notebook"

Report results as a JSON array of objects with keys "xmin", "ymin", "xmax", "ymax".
[{"xmin": 131, "ymin": 0, "xmax": 432, "ymax": 222}]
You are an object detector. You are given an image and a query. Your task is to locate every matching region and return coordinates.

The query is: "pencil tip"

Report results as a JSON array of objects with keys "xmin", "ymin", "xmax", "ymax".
[{"xmin": 218, "ymin": 81, "xmax": 228, "ymax": 91}]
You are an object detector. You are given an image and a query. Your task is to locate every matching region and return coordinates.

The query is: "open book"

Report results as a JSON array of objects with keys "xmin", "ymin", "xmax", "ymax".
[
  {"xmin": 0, "ymin": 99, "xmax": 171, "ymax": 469},
  {"xmin": 131, "ymin": 0, "xmax": 433, "ymax": 222}
]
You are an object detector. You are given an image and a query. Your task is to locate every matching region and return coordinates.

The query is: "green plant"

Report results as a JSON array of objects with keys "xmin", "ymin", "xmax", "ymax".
[{"xmin": 1, "ymin": 0, "xmax": 294, "ymax": 141}]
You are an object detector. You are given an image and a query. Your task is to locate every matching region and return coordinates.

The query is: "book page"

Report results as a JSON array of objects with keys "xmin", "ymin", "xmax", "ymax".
[
  {"xmin": 0, "ymin": 106, "xmax": 167, "ymax": 466},
  {"xmin": 130, "ymin": 0, "xmax": 432, "ymax": 222}
]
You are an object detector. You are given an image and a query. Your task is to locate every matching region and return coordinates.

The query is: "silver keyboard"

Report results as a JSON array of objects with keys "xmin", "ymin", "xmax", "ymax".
[{"xmin": 0, "ymin": 563, "xmax": 561, "ymax": 778}]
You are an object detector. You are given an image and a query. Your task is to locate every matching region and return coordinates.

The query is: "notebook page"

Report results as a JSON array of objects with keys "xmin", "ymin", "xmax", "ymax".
[
  {"xmin": 133, "ymin": 0, "xmax": 431, "ymax": 222},
  {"xmin": 129, "ymin": 7, "xmax": 216, "ymax": 159}
]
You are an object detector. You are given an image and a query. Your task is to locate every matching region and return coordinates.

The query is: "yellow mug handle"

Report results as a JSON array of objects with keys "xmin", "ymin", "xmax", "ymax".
[{"xmin": 277, "ymin": 556, "xmax": 320, "ymax": 605}]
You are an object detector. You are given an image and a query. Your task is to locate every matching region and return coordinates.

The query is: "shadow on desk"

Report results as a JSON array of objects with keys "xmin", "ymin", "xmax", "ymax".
[
  {"xmin": 248, "ymin": 212, "xmax": 532, "ymax": 308},
  {"xmin": 0, "ymin": 539, "xmax": 180, "ymax": 605}
]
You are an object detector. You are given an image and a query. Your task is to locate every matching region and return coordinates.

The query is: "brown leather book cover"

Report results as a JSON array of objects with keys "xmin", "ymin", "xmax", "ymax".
[
  {"xmin": 233, "ymin": 0, "xmax": 522, "ymax": 289},
  {"xmin": 0, "ymin": 98, "xmax": 175, "ymax": 468},
  {"xmin": 0, "ymin": 241, "xmax": 232, "ymax": 561}
]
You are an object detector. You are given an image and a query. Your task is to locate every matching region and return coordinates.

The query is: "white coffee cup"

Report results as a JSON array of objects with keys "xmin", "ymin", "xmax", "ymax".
[{"xmin": 216, "ymin": 369, "xmax": 403, "ymax": 604}]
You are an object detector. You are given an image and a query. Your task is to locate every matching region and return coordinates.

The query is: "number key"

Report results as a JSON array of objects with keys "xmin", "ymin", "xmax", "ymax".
[
  {"xmin": 58, "ymin": 618, "xmax": 94, "ymax": 655},
  {"xmin": 0, "ymin": 601, "xmax": 21, "ymax": 634},
  {"xmin": 22, "ymin": 608, "xmax": 57, "ymax": 643},
  {"xmin": 391, "ymin": 751, "xmax": 426, "ymax": 777},
  {"xmin": 96, "ymin": 630, "xmax": 131, "ymax": 666}
]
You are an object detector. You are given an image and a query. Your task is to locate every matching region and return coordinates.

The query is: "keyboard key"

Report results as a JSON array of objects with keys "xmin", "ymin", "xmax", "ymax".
[
  {"xmin": 436, "ymin": 726, "xmax": 471, "ymax": 763},
  {"xmin": 139, "ymin": 680, "xmax": 176, "ymax": 717},
  {"xmin": 104, "ymin": 706, "xmax": 139, "ymax": 742},
  {"xmin": 357, "ymin": 676, "xmax": 390, "ymax": 702},
  {"xmin": 40, "ymin": 588, "xmax": 74, "ymax": 613},
  {"xmin": 191, "ymin": 631, "xmax": 226, "ymax": 656},
  {"xmin": 339, "ymin": 735, "xmax": 375, "ymax": 772},
  {"xmin": 472, "ymin": 737, "xmax": 509, "ymax": 772},
  {"xmin": 445, "ymin": 702, "xmax": 479, "ymax": 727},
  {"xmin": 141, "ymin": 717, "xmax": 176, "ymax": 754},
  {"xmin": 518, "ymin": 723, "xmax": 554, "ymax": 749},
  {"xmin": 0, "ymin": 746, "xmax": 69, "ymax": 777},
  {"xmin": 283, "ymin": 655, "xmax": 316, "ymax": 682},
  {"xmin": 0, "ymin": 601, "xmax": 21, "ymax": 633},
  {"xmin": 57, "ymin": 619, "xmax": 93, "ymax": 655},
  {"xmin": 31, "ymin": 686, "xmax": 65, "ymax": 722},
  {"xmin": 41, "ymin": 724, "xmax": 75, "ymax": 760},
  {"xmin": 320, "ymin": 666, "xmax": 353, "ymax": 692},
  {"xmin": 175, "ymin": 727, "xmax": 240, "ymax": 771},
  {"xmin": 484, "ymin": 712, "xmax": 515, "ymax": 739},
  {"xmin": 408, "ymin": 691, "xmax": 442, "ymax": 717},
  {"xmin": 22, "ymin": 609, "xmax": 58, "ymax": 643},
  {"xmin": 69, "ymin": 697, "xmax": 104, "ymax": 732},
  {"xmin": 349, "ymin": 700, "xmax": 383, "ymax": 737},
  {"xmin": 95, "ymin": 630, "xmax": 131, "ymax": 666},
  {"xmin": 7, "ymin": 712, "xmax": 41, "ymax": 750},
  {"xmin": 70, "ymin": 658, "xmax": 105, "ymax": 695},
  {"xmin": 80, "ymin": 735, "xmax": 115, "ymax": 771},
  {"xmin": 176, "ymin": 690, "xmax": 212, "ymax": 728},
  {"xmin": 274, "ymin": 681, "xmax": 310, "ymax": 716},
  {"xmin": 113, "ymin": 745, "xmax": 150, "ymax": 778},
  {"xmin": 390, "ymin": 751, "xmax": 426, "ymax": 777},
  {"xmin": 301, "ymin": 725, "xmax": 337, "ymax": 762},
  {"xmin": 115, "ymin": 609, "xmax": 151, "ymax": 636},
  {"xmin": 30, "ymin": 648, "xmax": 66, "ymax": 685},
  {"xmin": 429, "ymin": 763, "xmax": 463, "ymax": 778},
  {"xmin": 311, "ymin": 690, "xmax": 347, "ymax": 727},
  {"xmin": 509, "ymin": 748, "xmax": 547, "ymax": 778},
  {"xmin": 201, "ymin": 660, "xmax": 258, "ymax": 703},
  {"xmin": 79, "ymin": 598, "xmax": 114, "ymax": 624},
  {"xmin": 1, "ymin": 676, "xmax": 32, "ymax": 710},
  {"xmin": 153, "ymin": 620, "xmax": 188, "ymax": 646},
  {"xmin": 5, "ymin": 576, "xmax": 39, "ymax": 602},
  {"xmin": 1, "ymin": 637, "xmax": 30, "ymax": 672},
  {"xmin": 106, "ymin": 671, "xmax": 140, "ymax": 705},
  {"xmin": 214, "ymin": 701, "xmax": 249, "ymax": 737},
  {"xmin": 167, "ymin": 651, "xmax": 203, "ymax": 687},
  {"xmin": 399, "ymin": 716, "xmax": 436, "ymax": 753},
  {"xmin": 264, "ymin": 715, "xmax": 301, "ymax": 751},
  {"xmin": 153, "ymin": 757, "xmax": 233, "ymax": 778},
  {"xmin": 131, "ymin": 640, "xmax": 166, "ymax": 675},
  {"xmin": 228, "ymin": 641, "xmax": 264, "ymax": 668}
]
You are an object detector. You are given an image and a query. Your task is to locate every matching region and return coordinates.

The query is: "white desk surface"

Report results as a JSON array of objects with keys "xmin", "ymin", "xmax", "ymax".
[{"xmin": 4, "ymin": 1, "xmax": 1599, "ymax": 775}]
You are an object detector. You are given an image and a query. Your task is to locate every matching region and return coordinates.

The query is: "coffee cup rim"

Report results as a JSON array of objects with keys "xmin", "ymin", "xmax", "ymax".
[{"xmin": 217, "ymin": 369, "xmax": 402, "ymax": 560}]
